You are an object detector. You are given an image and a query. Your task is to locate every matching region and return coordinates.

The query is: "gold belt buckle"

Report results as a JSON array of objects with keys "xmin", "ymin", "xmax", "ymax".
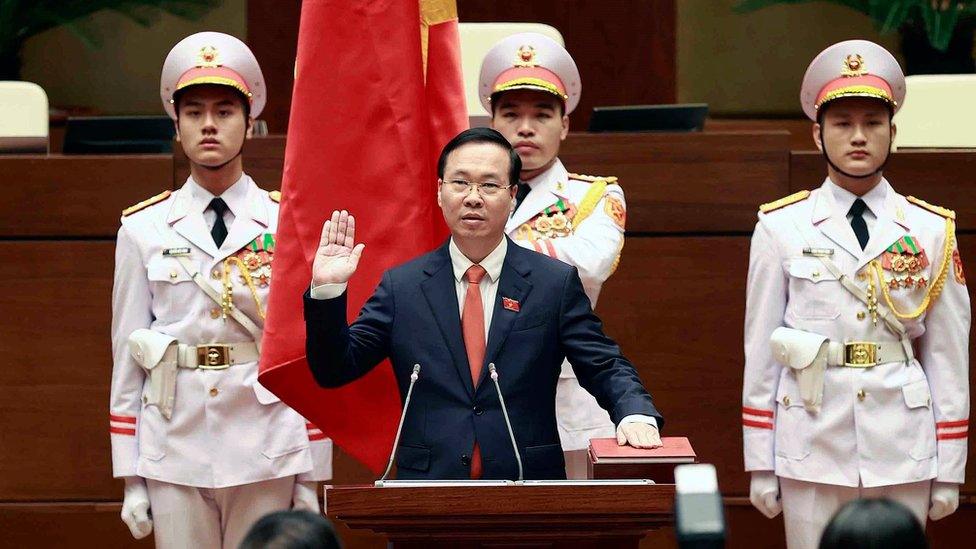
[
  {"xmin": 844, "ymin": 342, "xmax": 877, "ymax": 368},
  {"xmin": 197, "ymin": 344, "xmax": 232, "ymax": 370}
]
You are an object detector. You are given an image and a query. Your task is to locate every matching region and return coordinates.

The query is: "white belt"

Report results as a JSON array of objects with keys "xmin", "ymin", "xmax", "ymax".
[
  {"xmin": 826, "ymin": 340, "xmax": 909, "ymax": 368},
  {"xmin": 161, "ymin": 342, "xmax": 259, "ymax": 370}
]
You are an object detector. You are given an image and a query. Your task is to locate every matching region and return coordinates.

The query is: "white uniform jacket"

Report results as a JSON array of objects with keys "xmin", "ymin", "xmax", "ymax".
[
  {"xmin": 110, "ymin": 175, "xmax": 332, "ymax": 488},
  {"xmin": 506, "ymin": 159, "xmax": 628, "ymax": 450},
  {"xmin": 743, "ymin": 178, "xmax": 970, "ymax": 488}
]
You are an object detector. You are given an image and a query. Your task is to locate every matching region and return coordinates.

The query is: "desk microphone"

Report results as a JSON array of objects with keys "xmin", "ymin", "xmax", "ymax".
[
  {"xmin": 379, "ymin": 364, "xmax": 421, "ymax": 482},
  {"xmin": 488, "ymin": 363, "xmax": 523, "ymax": 481}
]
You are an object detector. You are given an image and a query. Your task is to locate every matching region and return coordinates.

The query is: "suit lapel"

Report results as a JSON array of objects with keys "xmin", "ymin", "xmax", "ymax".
[
  {"xmin": 811, "ymin": 187, "xmax": 863, "ymax": 260},
  {"xmin": 506, "ymin": 161, "xmax": 568, "ymax": 233},
  {"xmin": 216, "ymin": 179, "xmax": 270, "ymax": 262},
  {"xmin": 479, "ymin": 242, "xmax": 533, "ymax": 391},
  {"xmin": 168, "ymin": 186, "xmax": 219, "ymax": 257},
  {"xmin": 420, "ymin": 244, "xmax": 475, "ymax": 399},
  {"xmin": 856, "ymin": 192, "xmax": 911, "ymax": 272}
]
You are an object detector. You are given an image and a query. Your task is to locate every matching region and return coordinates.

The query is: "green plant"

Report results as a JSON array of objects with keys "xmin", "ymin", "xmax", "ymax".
[
  {"xmin": 735, "ymin": 1, "xmax": 976, "ymax": 51},
  {"xmin": 0, "ymin": 0, "xmax": 221, "ymax": 79}
]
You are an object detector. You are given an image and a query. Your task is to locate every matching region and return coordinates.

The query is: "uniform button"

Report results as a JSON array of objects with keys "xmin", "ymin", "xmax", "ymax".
[
  {"xmin": 857, "ymin": 389, "xmax": 866, "ymax": 401},
  {"xmin": 857, "ymin": 311, "xmax": 866, "ymax": 321},
  {"xmin": 211, "ymin": 269, "xmax": 221, "ymax": 280},
  {"xmin": 209, "ymin": 387, "xmax": 219, "ymax": 397},
  {"xmin": 210, "ymin": 308, "xmax": 221, "ymax": 319},
  {"xmin": 782, "ymin": 396, "xmax": 791, "ymax": 406},
  {"xmin": 812, "ymin": 270, "xmax": 820, "ymax": 278},
  {"xmin": 142, "ymin": 395, "xmax": 148, "ymax": 404},
  {"xmin": 473, "ymin": 405, "xmax": 484, "ymax": 416},
  {"xmin": 460, "ymin": 454, "xmax": 471, "ymax": 466},
  {"xmin": 169, "ymin": 271, "xmax": 179, "ymax": 280}
]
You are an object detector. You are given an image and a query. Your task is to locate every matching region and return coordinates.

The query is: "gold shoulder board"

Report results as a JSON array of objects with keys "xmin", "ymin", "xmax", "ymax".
[
  {"xmin": 906, "ymin": 196, "xmax": 955, "ymax": 220},
  {"xmin": 268, "ymin": 190, "xmax": 282, "ymax": 203},
  {"xmin": 122, "ymin": 190, "xmax": 172, "ymax": 217},
  {"xmin": 568, "ymin": 173, "xmax": 619, "ymax": 184},
  {"xmin": 759, "ymin": 190, "xmax": 811, "ymax": 214}
]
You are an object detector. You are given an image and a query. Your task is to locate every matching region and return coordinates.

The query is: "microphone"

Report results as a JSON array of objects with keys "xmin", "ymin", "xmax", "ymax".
[
  {"xmin": 488, "ymin": 363, "xmax": 523, "ymax": 481},
  {"xmin": 379, "ymin": 364, "xmax": 421, "ymax": 482}
]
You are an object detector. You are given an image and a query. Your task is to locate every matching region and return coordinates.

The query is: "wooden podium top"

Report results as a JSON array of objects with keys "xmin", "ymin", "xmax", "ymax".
[{"xmin": 325, "ymin": 482, "xmax": 675, "ymax": 547}]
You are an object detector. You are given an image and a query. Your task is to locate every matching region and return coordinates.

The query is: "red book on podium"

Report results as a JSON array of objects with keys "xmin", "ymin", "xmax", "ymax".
[{"xmin": 587, "ymin": 437, "xmax": 697, "ymax": 483}]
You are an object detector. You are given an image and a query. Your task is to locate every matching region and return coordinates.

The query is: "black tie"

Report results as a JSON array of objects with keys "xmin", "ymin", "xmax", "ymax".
[
  {"xmin": 849, "ymin": 198, "xmax": 869, "ymax": 250},
  {"xmin": 513, "ymin": 182, "xmax": 530, "ymax": 214},
  {"xmin": 209, "ymin": 197, "xmax": 229, "ymax": 247}
]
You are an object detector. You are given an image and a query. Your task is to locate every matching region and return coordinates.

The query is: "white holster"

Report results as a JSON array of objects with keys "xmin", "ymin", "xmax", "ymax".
[
  {"xmin": 128, "ymin": 328, "xmax": 179, "ymax": 420},
  {"xmin": 770, "ymin": 327, "xmax": 829, "ymax": 413}
]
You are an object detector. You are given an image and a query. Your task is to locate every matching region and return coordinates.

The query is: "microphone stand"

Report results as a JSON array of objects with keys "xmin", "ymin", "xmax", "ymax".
[
  {"xmin": 379, "ymin": 364, "xmax": 421, "ymax": 482},
  {"xmin": 488, "ymin": 363, "xmax": 523, "ymax": 482}
]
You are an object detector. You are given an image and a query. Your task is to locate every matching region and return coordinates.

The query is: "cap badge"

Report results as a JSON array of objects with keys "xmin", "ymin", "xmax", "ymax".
[
  {"xmin": 514, "ymin": 45, "xmax": 538, "ymax": 67},
  {"xmin": 842, "ymin": 54, "xmax": 866, "ymax": 77},
  {"xmin": 197, "ymin": 45, "xmax": 221, "ymax": 68}
]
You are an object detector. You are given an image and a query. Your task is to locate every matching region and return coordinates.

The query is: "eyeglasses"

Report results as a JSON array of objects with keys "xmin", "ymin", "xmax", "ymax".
[{"xmin": 441, "ymin": 179, "xmax": 513, "ymax": 197}]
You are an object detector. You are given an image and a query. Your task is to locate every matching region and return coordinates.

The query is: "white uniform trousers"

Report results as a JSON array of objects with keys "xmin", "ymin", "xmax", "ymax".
[
  {"xmin": 779, "ymin": 477, "xmax": 930, "ymax": 549},
  {"xmin": 147, "ymin": 476, "xmax": 294, "ymax": 549}
]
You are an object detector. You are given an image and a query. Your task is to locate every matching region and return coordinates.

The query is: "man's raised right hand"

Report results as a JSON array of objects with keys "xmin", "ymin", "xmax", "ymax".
[{"xmin": 312, "ymin": 210, "xmax": 366, "ymax": 286}]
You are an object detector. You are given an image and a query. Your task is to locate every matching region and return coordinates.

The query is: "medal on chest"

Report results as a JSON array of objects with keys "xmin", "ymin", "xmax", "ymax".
[
  {"xmin": 518, "ymin": 199, "xmax": 577, "ymax": 241},
  {"xmin": 879, "ymin": 235, "xmax": 930, "ymax": 290},
  {"xmin": 218, "ymin": 233, "xmax": 275, "ymax": 320}
]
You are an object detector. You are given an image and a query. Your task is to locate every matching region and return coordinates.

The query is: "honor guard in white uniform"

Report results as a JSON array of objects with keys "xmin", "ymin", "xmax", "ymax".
[
  {"xmin": 110, "ymin": 32, "xmax": 332, "ymax": 548},
  {"xmin": 480, "ymin": 33, "xmax": 658, "ymax": 476},
  {"xmin": 742, "ymin": 40, "xmax": 970, "ymax": 548}
]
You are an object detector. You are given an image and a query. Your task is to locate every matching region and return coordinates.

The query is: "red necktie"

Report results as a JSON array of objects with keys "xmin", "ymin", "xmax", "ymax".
[{"xmin": 462, "ymin": 264, "xmax": 487, "ymax": 478}]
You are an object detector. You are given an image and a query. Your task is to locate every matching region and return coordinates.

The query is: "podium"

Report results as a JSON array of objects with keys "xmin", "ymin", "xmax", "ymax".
[{"xmin": 325, "ymin": 481, "xmax": 675, "ymax": 548}]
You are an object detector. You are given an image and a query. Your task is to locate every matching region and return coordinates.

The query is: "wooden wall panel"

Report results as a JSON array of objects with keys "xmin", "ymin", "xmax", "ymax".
[
  {"xmin": 191, "ymin": 132, "xmax": 791, "ymax": 234},
  {"xmin": 560, "ymin": 132, "xmax": 790, "ymax": 233},
  {"xmin": 0, "ymin": 156, "xmax": 173, "ymax": 238},
  {"xmin": 246, "ymin": 1, "xmax": 677, "ymax": 133},
  {"xmin": 791, "ymin": 150, "xmax": 976, "ymax": 230}
]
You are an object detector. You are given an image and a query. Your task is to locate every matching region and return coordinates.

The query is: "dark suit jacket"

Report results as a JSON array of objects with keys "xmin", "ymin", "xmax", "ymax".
[{"xmin": 304, "ymin": 237, "xmax": 662, "ymax": 480}]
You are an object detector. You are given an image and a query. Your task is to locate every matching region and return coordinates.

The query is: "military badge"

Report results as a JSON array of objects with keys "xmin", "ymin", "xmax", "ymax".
[
  {"xmin": 604, "ymin": 195, "xmax": 626, "ymax": 230},
  {"xmin": 954, "ymin": 249, "xmax": 966, "ymax": 285},
  {"xmin": 235, "ymin": 233, "xmax": 275, "ymax": 287},
  {"xmin": 880, "ymin": 236, "xmax": 929, "ymax": 290},
  {"xmin": 197, "ymin": 45, "xmax": 221, "ymax": 68},
  {"xmin": 842, "ymin": 53, "xmax": 866, "ymax": 77},
  {"xmin": 515, "ymin": 45, "xmax": 537, "ymax": 67}
]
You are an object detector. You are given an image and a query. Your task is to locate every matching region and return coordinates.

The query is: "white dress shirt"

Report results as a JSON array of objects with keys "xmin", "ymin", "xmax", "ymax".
[
  {"xmin": 825, "ymin": 176, "xmax": 889, "ymax": 233},
  {"xmin": 189, "ymin": 174, "xmax": 248, "ymax": 236}
]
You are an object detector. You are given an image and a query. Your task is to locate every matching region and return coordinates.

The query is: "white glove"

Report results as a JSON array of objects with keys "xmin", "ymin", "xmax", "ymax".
[
  {"xmin": 120, "ymin": 476, "xmax": 153, "ymax": 539},
  {"xmin": 749, "ymin": 471, "xmax": 782, "ymax": 519},
  {"xmin": 928, "ymin": 481, "xmax": 959, "ymax": 521},
  {"xmin": 292, "ymin": 480, "xmax": 321, "ymax": 513}
]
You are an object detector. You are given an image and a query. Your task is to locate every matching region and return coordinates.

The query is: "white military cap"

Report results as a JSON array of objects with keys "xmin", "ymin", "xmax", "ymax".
[
  {"xmin": 800, "ymin": 39, "xmax": 905, "ymax": 121},
  {"xmin": 478, "ymin": 32, "xmax": 581, "ymax": 114},
  {"xmin": 160, "ymin": 31, "xmax": 266, "ymax": 120}
]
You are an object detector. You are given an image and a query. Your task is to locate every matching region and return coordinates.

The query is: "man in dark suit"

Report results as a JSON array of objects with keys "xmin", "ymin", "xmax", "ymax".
[{"xmin": 304, "ymin": 128, "xmax": 663, "ymax": 480}]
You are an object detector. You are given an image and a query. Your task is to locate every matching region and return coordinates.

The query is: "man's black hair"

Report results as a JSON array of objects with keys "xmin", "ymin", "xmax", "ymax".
[
  {"xmin": 172, "ymin": 85, "xmax": 252, "ymax": 121},
  {"xmin": 437, "ymin": 127, "xmax": 522, "ymax": 186},
  {"xmin": 238, "ymin": 510, "xmax": 342, "ymax": 549},
  {"xmin": 819, "ymin": 498, "xmax": 927, "ymax": 549},
  {"xmin": 489, "ymin": 90, "xmax": 565, "ymax": 116}
]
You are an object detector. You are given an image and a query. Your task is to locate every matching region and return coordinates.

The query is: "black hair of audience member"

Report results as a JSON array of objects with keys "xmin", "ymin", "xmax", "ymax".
[
  {"xmin": 818, "ymin": 498, "xmax": 927, "ymax": 549},
  {"xmin": 239, "ymin": 510, "xmax": 342, "ymax": 549}
]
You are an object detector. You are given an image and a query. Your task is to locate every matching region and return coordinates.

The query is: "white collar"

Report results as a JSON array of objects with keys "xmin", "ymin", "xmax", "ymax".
[
  {"xmin": 187, "ymin": 173, "xmax": 249, "ymax": 218},
  {"xmin": 825, "ymin": 176, "xmax": 889, "ymax": 219},
  {"xmin": 449, "ymin": 237, "xmax": 507, "ymax": 283}
]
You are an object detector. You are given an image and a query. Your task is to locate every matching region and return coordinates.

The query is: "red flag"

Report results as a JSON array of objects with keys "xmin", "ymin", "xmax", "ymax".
[{"xmin": 259, "ymin": 0, "xmax": 467, "ymax": 473}]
